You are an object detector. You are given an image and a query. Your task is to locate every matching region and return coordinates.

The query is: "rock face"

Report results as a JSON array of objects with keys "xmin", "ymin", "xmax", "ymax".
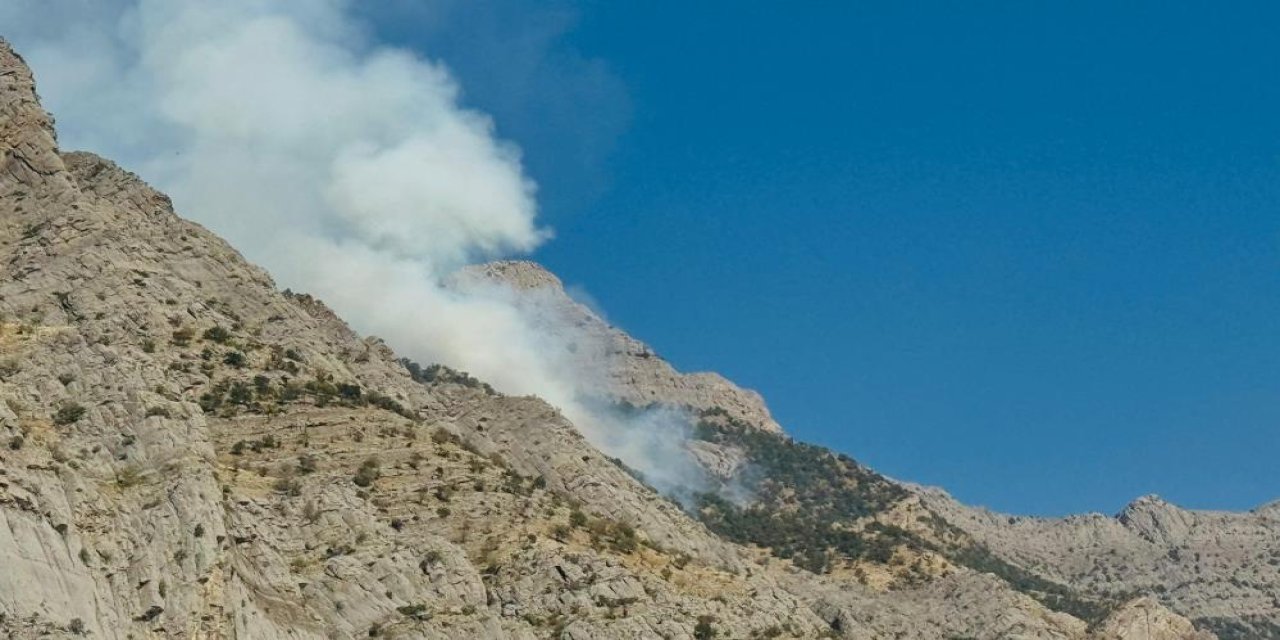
[
  {"xmin": 1092, "ymin": 598, "xmax": 1216, "ymax": 640},
  {"xmin": 919, "ymin": 487, "xmax": 1280, "ymax": 639},
  {"xmin": 0, "ymin": 36, "xmax": 1260, "ymax": 639},
  {"xmin": 457, "ymin": 260, "xmax": 784, "ymax": 433},
  {"xmin": 1116, "ymin": 495, "xmax": 1196, "ymax": 545}
]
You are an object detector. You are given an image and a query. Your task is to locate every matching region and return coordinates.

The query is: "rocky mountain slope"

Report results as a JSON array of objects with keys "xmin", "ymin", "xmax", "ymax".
[
  {"xmin": 456, "ymin": 260, "xmax": 783, "ymax": 433},
  {"xmin": 0, "ymin": 37, "xmax": 1259, "ymax": 639},
  {"xmin": 466, "ymin": 256, "xmax": 1277, "ymax": 639},
  {"xmin": 0, "ymin": 39, "xmax": 826, "ymax": 639}
]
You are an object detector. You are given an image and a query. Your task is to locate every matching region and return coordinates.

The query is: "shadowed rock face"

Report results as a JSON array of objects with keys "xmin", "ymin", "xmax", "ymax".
[{"xmin": 0, "ymin": 36, "xmax": 1242, "ymax": 639}]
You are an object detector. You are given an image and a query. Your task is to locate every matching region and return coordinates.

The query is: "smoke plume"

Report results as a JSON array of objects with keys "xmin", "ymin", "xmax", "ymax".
[{"xmin": 1, "ymin": 0, "xmax": 711, "ymax": 497}]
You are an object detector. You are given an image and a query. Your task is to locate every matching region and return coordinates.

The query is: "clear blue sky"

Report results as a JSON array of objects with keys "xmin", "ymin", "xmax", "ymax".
[{"xmin": 368, "ymin": 1, "xmax": 1280, "ymax": 516}]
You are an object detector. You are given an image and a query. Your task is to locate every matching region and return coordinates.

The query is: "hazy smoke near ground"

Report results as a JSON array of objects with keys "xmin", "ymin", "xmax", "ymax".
[{"xmin": 1, "ymin": 0, "xmax": 712, "ymax": 497}]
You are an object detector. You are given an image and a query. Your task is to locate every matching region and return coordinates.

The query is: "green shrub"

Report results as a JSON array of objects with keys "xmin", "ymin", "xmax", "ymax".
[
  {"xmin": 53, "ymin": 403, "xmax": 87, "ymax": 425},
  {"xmin": 171, "ymin": 327, "xmax": 195, "ymax": 346},
  {"xmin": 302, "ymin": 500, "xmax": 321, "ymax": 523},
  {"xmin": 609, "ymin": 522, "xmax": 638, "ymax": 554},
  {"xmin": 274, "ymin": 476, "xmax": 302, "ymax": 496},
  {"xmin": 202, "ymin": 326, "xmax": 232, "ymax": 344},
  {"xmin": 353, "ymin": 457, "xmax": 380, "ymax": 487},
  {"xmin": 397, "ymin": 603, "xmax": 429, "ymax": 619},
  {"xmin": 228, "ymin": 381, "xmax": 253, "ymax": 405},
  {"xmin": 694, "ymin": 616, "xmax": 717, "ymax": 640},
  {"xmin": 297, "ymin": 454, "xmax": 318, "ymax": 474},
  {"xmin": 400, "ymin": 358, "xmax": 496, "ymax": 394},
  {"xmin": 116, "ymin": 465, "xmax": 143, "ymax": 488}
]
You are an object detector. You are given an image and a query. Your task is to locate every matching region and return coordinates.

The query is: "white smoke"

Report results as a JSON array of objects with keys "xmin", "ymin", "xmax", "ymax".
[{"xmin": 1, "ymin": 0, "xmax": 710, "ymax": 497}]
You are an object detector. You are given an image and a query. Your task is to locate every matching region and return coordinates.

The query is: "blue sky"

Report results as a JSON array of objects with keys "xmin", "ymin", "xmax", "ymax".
[{"xmin": 368, "ymin": 2, "xmax": 1279, "ymax": 516}]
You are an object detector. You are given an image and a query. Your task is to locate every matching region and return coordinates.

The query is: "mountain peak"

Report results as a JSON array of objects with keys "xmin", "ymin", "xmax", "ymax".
[
  {"xmin": 0, "ymin": 38, "xmax": 36, "ymax": 106},
  {"xmin": 0, "ymin": 38, "xmax": 64, "ymax": 184},
  {"xmin": 464, "ymin": 259, "xmax": 565, "ymax": 291},
  {"xmin": 447, "ymin": 258, "xmax": 785, "ymax": 433},
  {"xmin": 1117, "ymin": 494, "xmax": 1193, "ymax": 545},
  {"xmin": 1120, "ymin": 493, "xmax": 1170, "ymax": 511}
]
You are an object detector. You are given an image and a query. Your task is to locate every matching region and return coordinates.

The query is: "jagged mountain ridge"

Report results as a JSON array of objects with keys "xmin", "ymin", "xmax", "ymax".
[
  {"xmin": 0, "ymin": 36, "xmax": 1255, "ymax": 639},
  {"xmin": 918, "ymin": 489, "xmax": 1280, "ymax": 639}
]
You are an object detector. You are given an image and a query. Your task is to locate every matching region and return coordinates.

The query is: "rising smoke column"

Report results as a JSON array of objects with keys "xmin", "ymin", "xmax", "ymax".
[{"xmin": 0, "ymin": 0, "xmax": 712, "ymax": 497}]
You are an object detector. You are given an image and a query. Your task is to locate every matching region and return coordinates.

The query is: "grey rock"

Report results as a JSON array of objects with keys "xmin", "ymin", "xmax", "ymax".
[{"xmin": 457, "ymin": 260, "xmax": 784, "ymax": 433}]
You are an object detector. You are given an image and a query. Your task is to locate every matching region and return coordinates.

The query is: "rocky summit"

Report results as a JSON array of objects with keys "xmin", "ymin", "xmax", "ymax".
[{"xmin": 0, "ymin": 38, "xmax": 1273, "ymax": 639}]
